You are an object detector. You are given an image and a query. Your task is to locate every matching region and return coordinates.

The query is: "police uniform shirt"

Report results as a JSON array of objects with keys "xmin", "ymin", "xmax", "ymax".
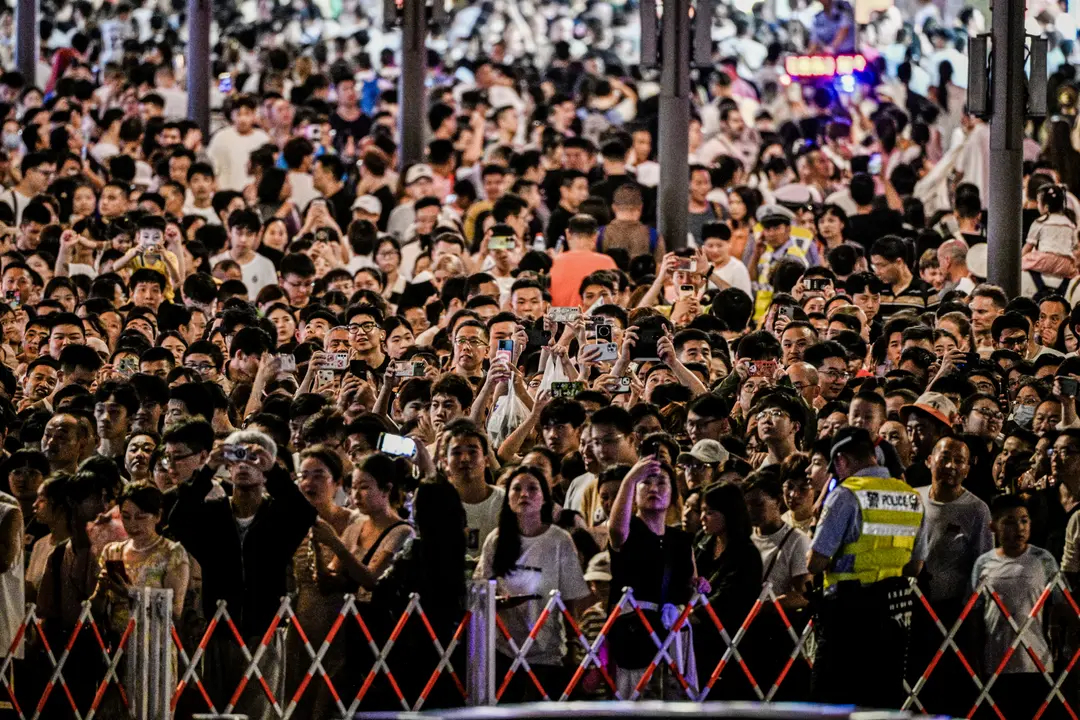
[{"xmin": 811, "ymin": 465, "xmax": 929, "ymax": 583}]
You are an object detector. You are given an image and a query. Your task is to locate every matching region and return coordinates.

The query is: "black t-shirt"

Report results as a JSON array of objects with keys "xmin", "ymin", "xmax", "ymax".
[
  {"xmin": 326, "ymin": 186, "xmax": 356, "ymax": 232},
  {"xmin": 545, "ymin": 206, "xmax": 575, "ymax": 250},
  {"xmin": 608, "ymin": 516, "xmax": 694, "ymax": 668},
  {"xmin": 329, "ymin": 110, "xmax": 372, "ymax": 154},
  {"xmin": 372, "ymin": 185, "xmax": 395, "ymax": 232}
]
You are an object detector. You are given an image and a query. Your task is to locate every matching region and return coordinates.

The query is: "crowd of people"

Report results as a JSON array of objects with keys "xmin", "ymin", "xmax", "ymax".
[{"xmin": 2, "ymin": 0, "xmax": 1080, "ymax": 717}]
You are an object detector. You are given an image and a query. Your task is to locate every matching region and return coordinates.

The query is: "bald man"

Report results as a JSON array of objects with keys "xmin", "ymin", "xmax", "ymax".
[
  {"xmin": 787, "ymin": 362, "xmax": 821, "ymax": 406},
  {"xmin": 937, "ymin": 239, "xmax": 975, "ymax": 296}
]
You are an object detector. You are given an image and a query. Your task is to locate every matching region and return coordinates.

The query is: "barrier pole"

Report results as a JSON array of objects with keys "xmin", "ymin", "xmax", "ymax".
[{"xmin": 467, "ymin": 580, "xmax": 496, "ymax": 706}]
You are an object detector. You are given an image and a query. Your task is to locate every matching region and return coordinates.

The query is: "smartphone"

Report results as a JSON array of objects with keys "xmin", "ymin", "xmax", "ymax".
[
  {"xmin": 868, "ymin": 153, "xmax": 883, "ymax": 175},
  {"xmin": 673, "ymin": 257, "xmax": 694, "ymax": 272},
  {"xmin": 278, "ymin": 354, "xmax": 296, "ymax": 372},
  {"xmin": 631, "ymin": 325, "xmax": 663, "ymax": 362},
  {"xmin": 678, "ymin": 284, "xmax": 696, "ymax": 301},
  {"xmin": 496, "ymin": 339, "xmax": 514, "ymax": 364},
  {"xmin": 5, "ymin": 289, "xmax": 19, "ymax": 309},
  {"xmin": 378, "ymin": 432, "xmax": 417, "ymax": 457},
  {"xmin": 549, "ymin": 307, "xmax": 581, "ymax": 323},
  {"xmin": 776, "ymin": 305, "xmax": 796, "ymax": 322},
  {"xmin": 550, "ymin": 381, "xmax": 585, "ymax": 399},
  {"xmin": 1061, "ymin": 377, "xmax": 1079, "ymax": 397},
  {"xmin": 105, "ymin": 559, "xmax": 130, "ymax": 584},
  {"xmin": 585, "ymin": 342, "xmax": 619, "ymax": 362},
  {"xmin": 489, "ymin": 235, "xmax": 515, "ymax": 251},
  {"xmin": 392, "ymin": 360, "xmax": 425, "ymax": 378},
  {"xmin": 807, "ymin": 277, "xmax": 829, "ymax": 292},
  {"xmin": 218, "ymin": 73, "xmax": 233, "ymax": 94},
  {"xmin": 317, "ymin": 369, "xmax": 336, "ymax": 387},
  {"xmin": 321, "ymin": 352, "xmax": 350, "ymax": 370},
  {"xmin": 117, "ymin": 356, "xmax": 139, "ymax": 377},
  {"xmin": 612, "ymin": 376, "xmax": 632, "ymax": 394},
  {"xmin": 748, "ymin": 360, "xmax": 779, "ymax": 378},
  {"xmin": 526, "ymin": 321, "xmax": 551, "ymax": 348}
]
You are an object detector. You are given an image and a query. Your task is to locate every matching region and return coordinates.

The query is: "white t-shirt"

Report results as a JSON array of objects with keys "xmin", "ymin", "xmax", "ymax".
[
  {"xmin": 971, "ymin": 546, "xmax": 1059, "ymax": 674},
  {"xmin": 464, "ymin": 485, "xmax": 505, "ymax": 562},
  {"xmin": 206, "ymin": 126, "xmax": 272, "ymax": 191},
  {"xmin": 709, "ymin": 258, "xmax": 753, "ymax": 299},
  {"xmin": 752, "ymin": 524, "xmax": 811, "ymax": 596},
  {"xmin": 287, "ymin": 171, "xmax": 322, "ymax": 212},
  {"xmin": 209, "ymin": 251, "xmax": 278, "ymax": 296},
  {"xmin": 0, "ymin": 188, "xmax": 33, "ymax": 224},
  {"xmin": 182, "ymin": 203, "xmax": 221, "ymax": 225},
  {"xmin": 916, "ymin": 487, "xmax": 994, "ymax": 602},
  {"xmin": 475, "ymin": 525, "xmax": 590, "ymax": 666}
]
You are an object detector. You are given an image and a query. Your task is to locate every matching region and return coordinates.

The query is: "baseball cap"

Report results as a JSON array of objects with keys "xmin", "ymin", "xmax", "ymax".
[
  {"xmin": 756, "ymin": 204, "xmax": 795, "ymax": 225},
  {"xmin": 900, "ymin": 392, "xmax": 958, "ymax": 430},
  {"xmin": 405, "ymin": 163, "xmax": 435, "ymax": 185},
  {"xmin": 352, "ymin": 195, "xmax": 382, "ymax": 216},
  {"xmin": 676, "ymin": 439, "xmax": 730, "ymax": 467},
  {"xmin": 583, "ymin": 552, "xmax": 612, "ymax": 582}
]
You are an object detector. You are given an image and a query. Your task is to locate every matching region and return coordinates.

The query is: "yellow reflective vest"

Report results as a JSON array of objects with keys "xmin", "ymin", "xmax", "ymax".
[{"xmin": 822, "ymin": 475, "xmax": 924, "ymax": 589}]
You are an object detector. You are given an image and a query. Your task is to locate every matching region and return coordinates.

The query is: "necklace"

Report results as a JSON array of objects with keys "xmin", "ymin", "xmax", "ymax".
[{"xmin": 130, "ymin": 535, "xmax": 165, "ymax": 553}]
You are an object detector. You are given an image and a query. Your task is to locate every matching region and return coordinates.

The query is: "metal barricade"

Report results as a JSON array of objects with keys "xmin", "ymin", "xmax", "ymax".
[
  {"xmin": 0, "ymin": 589, "xmax": 174, "ymax": 720},
  {"xmin": 172, "ymin": 593, "xmax": 471, "ymax": 719}
]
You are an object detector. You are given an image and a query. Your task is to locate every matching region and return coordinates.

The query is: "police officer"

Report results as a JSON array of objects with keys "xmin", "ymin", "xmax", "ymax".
[{"xmin": 807, "ymin": 426, "xmax": 927, "ymax": 708}]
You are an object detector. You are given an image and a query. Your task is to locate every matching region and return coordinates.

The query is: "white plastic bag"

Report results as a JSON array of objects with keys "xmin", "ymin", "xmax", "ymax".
[
  {"xmin": 538, "ymin": 352, "xmax": 570, "ymax": 393},
  {"xmin": 487, "ymin": 385, "xmax": 530, "ymax": 448}
]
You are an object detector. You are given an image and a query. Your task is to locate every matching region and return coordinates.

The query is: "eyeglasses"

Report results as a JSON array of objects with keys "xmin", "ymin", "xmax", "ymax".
[
  {"xmin": 455, "ymin": 337, "xmax": 487, "ymax": 348},
  {"xmin": 820, "ymin": 369, "xmax": 852, "ymax": 380},
  {"xmin": 1000, "ymin": 335, "xmax": 1028, "ymax": 349},
  {"xmin": 973, "ymin": 406, "xmax": 1004, "ymax": 420},
  {"xmin": 1050, "ymin": 447, "xmax": 1080, "ymax": 460},
  {"xmin": 184, "ymin": 362, "xmax": 215, "ymax": 373},
  {"xmin": 162, "ymin": 450, "xmax": 197, "ymax": 469},
  {"xmin": 756, "ymin": 408, "xmax": 790, "ymax": 421},
  {"xmin": 347, "ymin": 322, "xmax": 378, "ymax": 334}
]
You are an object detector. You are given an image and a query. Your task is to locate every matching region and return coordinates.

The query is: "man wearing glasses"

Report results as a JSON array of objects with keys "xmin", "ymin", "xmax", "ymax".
[
  {"xmin": 993, "ymin": 310, "xmax": 1063, "ymax": 361},
  {"xmin": 0, "ymin": 152, "xmax": 54, "ymax": 224},
  {"xmin": 182, "ymin": 340, "xmax": 226, "ymax": 386},
  {"xmin": 751, "ymin": 390, "xmax": 804, "ymax": 468},
  {"xmin": 345, "ymin": 305, "xmax": 388, "ymax": 374},
  {"xmin": 278, "ymin": 253, "xmax": 317, "ymax": 309},
  {"xmin": 451, "ymin": 319, "xmax": 488, "ymax": 385}
]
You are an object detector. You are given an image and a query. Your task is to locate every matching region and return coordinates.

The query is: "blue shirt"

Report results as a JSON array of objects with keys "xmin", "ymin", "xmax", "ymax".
[
  {"xmin": 811, "ymin": 466, "xmax": 928, "ymax": 580},
  {"xmin": 811, "ymin": 1, "xmax": 855, "ymax": 53}
]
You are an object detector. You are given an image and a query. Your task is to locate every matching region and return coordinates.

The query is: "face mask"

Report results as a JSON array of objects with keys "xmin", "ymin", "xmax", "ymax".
[
  {"xmin": 1012, "ymin": 404, "xmax": 1036, "ymax": 429},
  {"xmin": 3, "ymin": 133, "xmax": 20, "ymax": 150}
]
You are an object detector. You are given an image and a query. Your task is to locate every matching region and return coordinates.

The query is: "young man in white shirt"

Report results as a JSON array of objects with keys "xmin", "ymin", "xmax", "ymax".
[
  {"xmin": 181, "ymin": 162, "xmax": 220, "ymax": 225},
  {"xmin": 206, "ymin": 95, "xmax": 271, "ymax": 192},
  {"xmin": 210, "ymin": 209, "xmax": 276, "ymax": 297}
]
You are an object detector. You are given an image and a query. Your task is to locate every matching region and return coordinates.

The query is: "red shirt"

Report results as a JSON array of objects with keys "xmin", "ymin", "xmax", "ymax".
[{"xmin": 549, "ymin": 250, "xmax": 619, "ymax": 307}]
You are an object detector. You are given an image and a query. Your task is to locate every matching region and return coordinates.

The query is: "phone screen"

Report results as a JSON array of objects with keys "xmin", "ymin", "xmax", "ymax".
[{"xmin": 378, "ymin": 433, "xmax": 417, "ymax": 457}]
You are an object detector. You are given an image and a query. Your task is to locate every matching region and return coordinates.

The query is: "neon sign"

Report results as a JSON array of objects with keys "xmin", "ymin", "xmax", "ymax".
[{"xmin": 784, "ymin": 54, "xmax": 867, "ymax": 77}]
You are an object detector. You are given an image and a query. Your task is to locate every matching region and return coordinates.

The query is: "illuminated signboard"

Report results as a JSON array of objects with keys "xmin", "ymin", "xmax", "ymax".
[{"xmin": 784, "ymin": 54, "xmax": 867, "ymax": 77}]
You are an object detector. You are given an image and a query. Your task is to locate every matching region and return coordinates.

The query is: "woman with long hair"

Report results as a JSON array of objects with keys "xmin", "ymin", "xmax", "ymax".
[
  {"xmin": 256, "ymin": 168, "xmax": 300, "ymax": 236},
  {"xmin": 90, "ymin": 482, "xmax": 189, "ymax": 630},
  {"xmin": 694, "ymin": 481, "xmax": 764, "ymax": 699},
  {"xmin": 607, "ymin": 456, "xmax": 697, "ymax": 698},
  {"xmin": 475, "ymin": 465, "xmax": 590, "ymax": 701},
  {"xmin": 815, "ymin": 204, "xmax": 848, "ymax": 252},
  {"xmin": 370, "ymin": 481, "xmax": 467, "ymax": 708},
  {"xmin": 727, "ymin": 185, "xmax": 762, "ymax": 264},
  {"xmin": 314, "ymin": 453, "xmax": 414, "ymax": 596},
  {"xmin": 26, "ymin": 475, "xmax": 72, "ymax": 603}
]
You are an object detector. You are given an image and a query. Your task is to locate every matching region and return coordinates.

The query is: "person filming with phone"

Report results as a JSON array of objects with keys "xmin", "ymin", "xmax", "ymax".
[{"xmin": 167, "ymin": 429, "xmax": 316, "ymax": 717}]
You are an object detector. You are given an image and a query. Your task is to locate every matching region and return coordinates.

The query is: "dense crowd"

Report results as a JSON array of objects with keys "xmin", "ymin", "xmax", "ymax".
[{"xmin": 3, "ymin": 0, "xmax": 1080, "ymax": 717}]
